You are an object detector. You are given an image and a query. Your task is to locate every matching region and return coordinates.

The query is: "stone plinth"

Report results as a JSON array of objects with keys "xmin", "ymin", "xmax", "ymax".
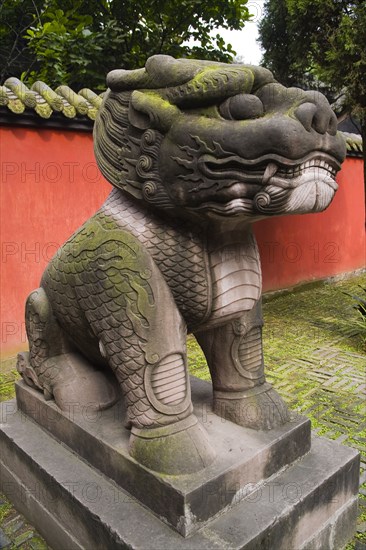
[
  {"xmin": 14, "ymin": 378, "xmax": 310, "ymax": 536},
  {"xmin": 0, "ymin": 377, "xmax": 359, "ymax": 549}
]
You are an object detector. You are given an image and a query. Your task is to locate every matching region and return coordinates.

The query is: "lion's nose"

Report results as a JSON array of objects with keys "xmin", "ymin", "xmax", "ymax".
[{"xmin": 295, "ymin": 102, "xmax": 338, "ymax": 136}]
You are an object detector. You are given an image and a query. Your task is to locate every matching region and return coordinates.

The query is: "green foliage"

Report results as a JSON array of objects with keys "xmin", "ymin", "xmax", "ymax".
[
  {"xmin": 258, "ymin": 1, "xmax": 366, "ymax": 110},
  {"xmin": 0, "ymin": 498, "xmax": 12, "ymax": 523},
  {"xmin": 0, "ymin": 0, "xmax": 250, "ymax": 90},
  {"xmin": 256, "ymin": 0, "xmax": 299, "ymax": 87},
  {"xmin": 259, "ymin": 1, "xmax": 366, "ymax": 101},
  {"xmin": 258, "ymin": 0, "xmax": 366, "ymax": 185},
  {"xmin": 0, "ymin": 0, "xmax": 42, "ymax": 82}
]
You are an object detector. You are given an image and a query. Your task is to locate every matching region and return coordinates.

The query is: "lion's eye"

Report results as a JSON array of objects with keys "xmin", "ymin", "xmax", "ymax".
[{"xmin": 219, "ymin": 94, "xmax": 264, "ymax": 120}]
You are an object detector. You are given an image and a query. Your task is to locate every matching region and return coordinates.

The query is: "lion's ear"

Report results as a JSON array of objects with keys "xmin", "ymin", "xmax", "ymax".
[
  {"xmin": 129, "ymin": 91, "xmax": 180, "ymax": 132},
  {"xmin": 128, "ymin": 101, "xmax": 151, "ymax": 130}
]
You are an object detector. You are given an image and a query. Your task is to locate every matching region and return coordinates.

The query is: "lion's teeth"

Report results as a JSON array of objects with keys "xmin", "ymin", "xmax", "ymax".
[
  {"xmin": 263, "ymin": 158, "xmax": 336, "ymax": 183},
  {"xmin": 263, "ymin": 162, "xmax": 278, "ymax": 184}
]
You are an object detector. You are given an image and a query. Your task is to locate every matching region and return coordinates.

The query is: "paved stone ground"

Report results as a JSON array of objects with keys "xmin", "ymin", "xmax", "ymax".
[
  {"xmin": 0, "ymin": 499, "xmax": 48, "ymax": 549},
  {"xmin": 1, "ymin": 273, "xmax": 365, "ymax": 549},
  {"xmin": 261, "ymin": 277, "xmax": 366, "ymax": 550}
]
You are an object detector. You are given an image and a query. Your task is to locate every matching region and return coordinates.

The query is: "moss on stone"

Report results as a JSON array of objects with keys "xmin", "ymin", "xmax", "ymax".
[
  {"xmin": 0, "ymin": 369, "xmax": 20, "ymax": 402},
  {"xmin": 0, "ymin": 499, "xmax": 12, "ymax": 523}
]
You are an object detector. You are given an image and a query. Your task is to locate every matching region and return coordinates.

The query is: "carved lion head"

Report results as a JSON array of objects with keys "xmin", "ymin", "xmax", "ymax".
[{"xmin": 94, "ymin": 55, "xmax": 346, "ymax": 220}]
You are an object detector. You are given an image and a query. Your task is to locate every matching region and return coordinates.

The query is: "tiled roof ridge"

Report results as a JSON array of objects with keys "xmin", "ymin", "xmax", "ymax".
[
  {"xmin": 341, "ymin": 131, "xmax": 363, "ymax": 155},
  {"xmin": 0, "ymin": 77, "xmax": 104, "ymax": 120},
  {"xmin": 0, "ymin": 78, "xmax": 363, "ymax": 156}
]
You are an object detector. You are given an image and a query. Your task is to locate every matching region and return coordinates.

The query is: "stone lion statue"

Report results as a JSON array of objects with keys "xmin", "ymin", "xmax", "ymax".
[{"xmin": 17, "ymin": 55, "xmax": 346, "ymax": 475}]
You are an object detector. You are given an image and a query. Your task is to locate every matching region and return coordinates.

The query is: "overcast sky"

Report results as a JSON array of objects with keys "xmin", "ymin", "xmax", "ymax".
[{"xmin": 217, "ymin": 0, "xmax": 265, "ymax": 65}]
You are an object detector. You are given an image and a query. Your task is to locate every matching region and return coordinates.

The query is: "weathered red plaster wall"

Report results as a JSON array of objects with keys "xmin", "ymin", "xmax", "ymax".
[
  {"xmin": 1, "ymin": 126, "xmax": 109, "ymax": 356},
  {"xmin": 1, "ymin": 126, "xmax": 365, "ymax": 354},
  {"xmin": 254, "ymin": 157, "xmax": 365, "ymax": 291}
]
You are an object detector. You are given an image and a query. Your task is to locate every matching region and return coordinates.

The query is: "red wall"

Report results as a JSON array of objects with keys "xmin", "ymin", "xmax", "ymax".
[
  {"xmin": 1, "ymin": 127, "xmax": 109, "ymax": 356},
  {"xmin": 254, "ymin": 157, "xmax": 365, "ymax": 291},
  {"xmin": 1, "ymin": 126, "xmax": 365, "ymax": 355}
]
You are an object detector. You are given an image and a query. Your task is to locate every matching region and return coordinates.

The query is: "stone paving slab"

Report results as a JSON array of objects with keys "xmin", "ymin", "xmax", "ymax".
[{"xmin": 0, "ymin": 504, "xmax": 49, "ymax": 550}]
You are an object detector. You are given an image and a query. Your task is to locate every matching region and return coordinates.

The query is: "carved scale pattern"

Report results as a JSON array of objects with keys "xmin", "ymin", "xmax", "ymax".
[
  {"xmin": 41, "ymin": 221, "xmax": 190, "ymax": 429},
  {"xmin": 26, "ymin": 291, "xmax": 50, "ymax": 372},
  {"xmin": 100, "ymin": 188, "xmax": 211, "ymax": 329}
]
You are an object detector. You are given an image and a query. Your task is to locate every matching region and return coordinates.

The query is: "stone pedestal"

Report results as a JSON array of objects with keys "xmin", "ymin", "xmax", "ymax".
[{"xmin": 0, "ymin": 378, "xmax": 359, "ymax": 549}]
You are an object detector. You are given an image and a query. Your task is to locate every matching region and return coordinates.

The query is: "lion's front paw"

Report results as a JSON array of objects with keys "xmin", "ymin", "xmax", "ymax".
[
  {"xmin": 129, "ymin": 415, "xmax": 216, "ymax": 475},
  {"xmin": 213, "ymin": 383, "xmax": 290, "ymax": 431}
]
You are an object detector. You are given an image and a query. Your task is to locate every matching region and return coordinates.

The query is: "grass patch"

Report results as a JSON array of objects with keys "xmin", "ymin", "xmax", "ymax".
[
  {"xmin": 0, "ymin": 498, "xmax": 12, "ymax": 524},
  {"xmin": 0, "ymin": 370, "xmax": 19, "ymax": 402}
]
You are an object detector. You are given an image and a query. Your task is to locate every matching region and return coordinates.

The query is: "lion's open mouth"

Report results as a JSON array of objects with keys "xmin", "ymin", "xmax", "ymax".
[
  {"xmin": 264, "ymin": 158, "xmax": 337, "ymax": 185},
  {"xmin": 199, "ymin": 152, "xmax": 339, "ymax": 186},
  {"xmin": 191, "ymin": 151, "xmax": 340, "ymax": 216}
]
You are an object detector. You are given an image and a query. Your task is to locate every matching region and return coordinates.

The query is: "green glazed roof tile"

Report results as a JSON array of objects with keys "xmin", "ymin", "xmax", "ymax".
[
  {"xmin": 34, "ymin": 101, "xmax": 53, "ymax": 119},
  {"xmin": 5, "ymin": 77, "xmax": 37, "ymax": 108},
  {"xmin": 341, "ymin": 132, "xmax": 363, "ymax": 155},
  {"xmin": 2, "ymin": 84, "xmax": 26, "ymax": 114},
  {"xmin": 0, "ymin": 86, "xmax": 9, "ymax": 106},
  {"xmin": 55, "ymin": 85, "xmax": 89, "ymax": 116},
  {"xmin": 32, "ymin": 81, "xmax": 64, "ymax": 111},
  {"xmin": 0, "ymin": 78, "xmax": 104, "ymax": 120}
]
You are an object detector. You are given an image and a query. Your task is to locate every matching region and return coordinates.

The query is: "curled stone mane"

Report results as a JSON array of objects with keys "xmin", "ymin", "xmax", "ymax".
[
  {"xmin": 94, "ymin": 55, "xmax": 274, "ymax": 209},
  {"xmin": 94, "ymin": 90, "xmax": 171, "ymax": 208}
]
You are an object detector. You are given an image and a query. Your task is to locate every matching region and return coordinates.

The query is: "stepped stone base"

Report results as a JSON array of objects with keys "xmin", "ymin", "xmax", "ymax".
[
  {"xmin": 13, "ymin": 379, "xmax": 311, "ymax": 536},
  {"xmin": 0, "ymin": 377, "xmax": 360, "ymax": 549}
]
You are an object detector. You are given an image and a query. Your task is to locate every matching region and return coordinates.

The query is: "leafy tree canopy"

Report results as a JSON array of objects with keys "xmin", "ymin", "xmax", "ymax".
[
  {"xmin": 258, "ymin": 0, "xmax": 366, "ymax": 182},
  {"xmin": 258, "ymin": 1, "xmax": 366, "ymax": 122},
  {"xmin": 0, "ymin": 0, "xmax": 250, "ymax": 90}
]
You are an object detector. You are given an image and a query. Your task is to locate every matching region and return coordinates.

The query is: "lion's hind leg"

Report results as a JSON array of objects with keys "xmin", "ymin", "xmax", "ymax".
[
  {"xmin": 17, "ymin": 287, "xmax": 68, "ymax": 397},
  {"xmin": 17, "ymin": 287, "xmax": 119, "ymax": 411}
]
